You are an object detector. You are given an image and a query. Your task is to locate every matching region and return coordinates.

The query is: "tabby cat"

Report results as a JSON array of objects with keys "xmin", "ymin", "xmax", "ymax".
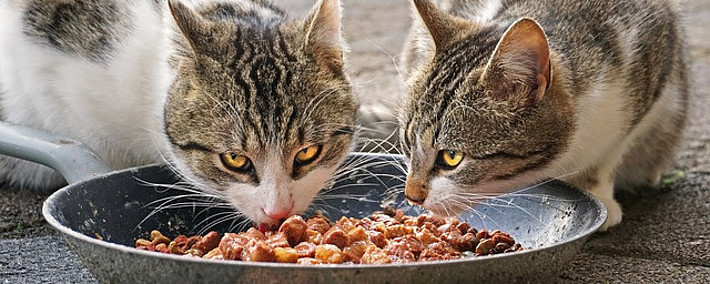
[
  {"xmin": 399, "ymin": 0, "xmax": 688, "ymax": 230},
  {"xmin": 0, "ymin": 0, "xmax": 359, "ymax": 225}
]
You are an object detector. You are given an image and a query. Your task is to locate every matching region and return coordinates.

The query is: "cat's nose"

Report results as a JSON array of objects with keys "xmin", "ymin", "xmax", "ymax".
[
  {"xmin": 405, "ymin": 181, "xmax": 428, "ymax": 204},
  {"xmin": 264, "ymin": 207, "xmax": 293, "ymax": 220}
]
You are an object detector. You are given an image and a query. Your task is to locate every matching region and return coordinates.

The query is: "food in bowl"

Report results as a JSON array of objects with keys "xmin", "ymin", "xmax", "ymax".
[{"xmin": 135, "ymin": 208, "xmax": 523, "ymax": 264}]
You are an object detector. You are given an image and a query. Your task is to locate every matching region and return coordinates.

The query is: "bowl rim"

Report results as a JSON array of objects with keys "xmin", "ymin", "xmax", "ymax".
[{"xmin": 42, "ymin": 154, "xmax": 607, "ymax": 270}]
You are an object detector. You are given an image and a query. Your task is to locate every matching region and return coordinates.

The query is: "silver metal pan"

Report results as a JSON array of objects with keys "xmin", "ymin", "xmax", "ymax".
[{"xmin": 0, "ymin": 121, "xmax": 606, "ymax": 283}]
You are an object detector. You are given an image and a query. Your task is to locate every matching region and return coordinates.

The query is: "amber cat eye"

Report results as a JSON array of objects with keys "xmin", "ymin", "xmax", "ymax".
[
  {"xmin": 437, "ymin": 150, "xmax": 464, "ymax": 168},
  {"xmin": 220, "ymin": 152, "xmax": 252, "ymax": 172},
  {"xmin": 295, "ymin": 145, "xmax": 322, "ymax": 165}
]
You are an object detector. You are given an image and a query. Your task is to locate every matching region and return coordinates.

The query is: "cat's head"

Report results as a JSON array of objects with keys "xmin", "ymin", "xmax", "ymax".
[
  {"xmin": 163, "ymin": 0, "xmax": 358, "ymax": 224},
  {"xmin": 399, "ymin": 0, "xmax": 574, "ymax": 215}
]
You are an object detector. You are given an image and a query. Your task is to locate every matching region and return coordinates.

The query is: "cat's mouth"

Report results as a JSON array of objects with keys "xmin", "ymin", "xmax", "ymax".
[{"xmin": 255, "ymin": 222, "xmax": 279, "ymax": 233}]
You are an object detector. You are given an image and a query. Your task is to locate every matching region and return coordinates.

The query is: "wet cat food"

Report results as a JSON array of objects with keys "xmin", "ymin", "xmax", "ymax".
[{"xmin": 134, "ymin": 209, "xmax": 523, "ymax": 264}]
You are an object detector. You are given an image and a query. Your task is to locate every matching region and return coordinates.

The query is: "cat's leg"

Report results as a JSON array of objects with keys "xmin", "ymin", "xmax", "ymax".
[{"xmin": 569, "ymin": 165, "xmax": 623, "ymax": 231}]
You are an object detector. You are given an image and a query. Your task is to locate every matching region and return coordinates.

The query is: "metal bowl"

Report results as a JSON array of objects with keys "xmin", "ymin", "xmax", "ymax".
[{"xmin": 44, "ymin": 155, "xmax": 605, "ymax": 283}]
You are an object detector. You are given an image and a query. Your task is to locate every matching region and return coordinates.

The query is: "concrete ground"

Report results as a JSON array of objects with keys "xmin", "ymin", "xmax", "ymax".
[{"xmin": 1, "ymin": 0, "xmax": 709, "ymax": 283}]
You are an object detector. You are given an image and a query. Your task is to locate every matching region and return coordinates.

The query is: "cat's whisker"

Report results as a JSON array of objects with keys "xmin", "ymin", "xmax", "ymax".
[
  {"xmin": 332, "ymin": 160, "xmax": 405, "ymax": 180},
  {"xmin": 449, "ymin": 192, "xmax": 546, "ymax": 226},
  {"xmin": 308, "ymin": 201, "xmax": 343, "ymax": 218},
  {"xmin": 312, "ymin": 193, "xmax": 371, "ymax": 201},
  {"xmin": 356, "ymin": 135, "xmax": 403, "ymax": 156},
  {"xmin": 382, "ymin": 186, "xmax": 405, "ymax": 206},
  {"xmin": 195, "ymin": 211, "xmax": 244, "ymax": 235},
  {"xmin": 444, "ymin": 197, "xmax": 498, "ymax": 227},
  {"xmin": 228, "ymin": 217, "xmax": 254, "ymax": 233},
  {"xmin": 320, "ymin": 182, "xmax": 380, "ymax": 193}
]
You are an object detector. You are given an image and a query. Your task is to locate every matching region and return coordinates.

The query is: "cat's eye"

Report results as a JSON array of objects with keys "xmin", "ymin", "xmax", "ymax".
[
  {"xmin": 295, "ymin": 145, "xmax": 322, "ymax": 165},
  {"xmin": 220, "ymin": 152, "xmax": 252, "ymax": 172},
  {"xmin": 437, "ymin": 150, "xmax": 464, "ymax": 168}
]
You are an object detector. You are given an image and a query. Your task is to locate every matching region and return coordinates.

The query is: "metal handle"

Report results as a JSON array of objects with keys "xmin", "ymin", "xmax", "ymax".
[{"xmin": 0, "ymin": 121, "xmax": 111, "ymax": 184}]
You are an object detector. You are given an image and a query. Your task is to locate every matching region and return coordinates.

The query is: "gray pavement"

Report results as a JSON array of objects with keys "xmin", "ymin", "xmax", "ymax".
[{"xmin": 1, "ymin": 0, "xmax": 709, "ymax": 283}]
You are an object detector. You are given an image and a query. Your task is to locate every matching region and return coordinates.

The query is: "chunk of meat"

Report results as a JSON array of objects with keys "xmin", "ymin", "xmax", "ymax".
[{"xmin": 279, "ymin": 215, "xmax": 308, "ymax": 246}]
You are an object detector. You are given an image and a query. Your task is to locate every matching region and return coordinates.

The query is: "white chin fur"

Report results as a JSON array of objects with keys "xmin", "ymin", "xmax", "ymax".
[{"xmin": 222, "ymin": 166, "xmax": 336, "ymax": 224}]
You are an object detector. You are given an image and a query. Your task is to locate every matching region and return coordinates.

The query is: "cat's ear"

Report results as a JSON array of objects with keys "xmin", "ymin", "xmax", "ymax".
[
  {"xmin": 304, "ymin": 0, "xmax": 345, "ymax": 73},
  {"xmin": 411, "ymin": 0, "xmax": 473, "ymax": 50},
  {"xmin": 168, "ymin": 0, "xmax": 212, "ymax": 54},
  {"xmin": 481, "ymin": 18, "xmax": 551, "ymax": 105}
]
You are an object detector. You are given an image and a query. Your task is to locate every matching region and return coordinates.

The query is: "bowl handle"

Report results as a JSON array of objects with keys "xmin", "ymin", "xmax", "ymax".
[{"xmin": 0, "ymin": 121, "xmax": 111, "ymax": 184}]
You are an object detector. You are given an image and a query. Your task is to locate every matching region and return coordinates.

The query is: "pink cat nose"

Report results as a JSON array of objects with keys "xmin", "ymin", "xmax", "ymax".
[{"xmin": 264, "ymin": 207, "xmax": 293, "ymax": 220}]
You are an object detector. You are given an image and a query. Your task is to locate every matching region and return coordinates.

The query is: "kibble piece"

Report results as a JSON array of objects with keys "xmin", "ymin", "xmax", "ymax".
[
  {"xmin": 279, "ymin": 215, "xmax": 308, "ymax": 246},
  {"xmin": 495, "ymin": 242, "xmax": 511, "ymax": 252},
  {"xmin": 491, "ymin": 232, "xmax": 515, "ymax": 245},
  {"xmin": 333, "ymin": 216, "xmax": 357, "ymax": 233},
  {"xmin": 274, "ymin": 247, "xmax": 299, "ymax": 263},
  {"xmin": 385, "ymin": 239, "xmax": 417, "ymax": 263},
  {"xmin": 219, "ymin": 233, "xmax": 249, "ymax": 260},
  {"xmin": 243, "ymin": 228, "xmax": 267, "ymax": 241},
  {"xmin": 186, "ymin": 248, "xmax": 205, "ymax": 257},
  {"xmin": 306, "ymin": 215, "xmax": 331, "ymax": 234},
  {"xmin": 347, "ymin": 226, "xmax": 367, "ymax": 242},
  {"xmin": 384, "ymin": 224, "xmax": 409, "ymax": 239},
  {"xmin": 192, "ymin": 231, "xmax": 221, "ymax": 253},
  {"xmin": 185, "ymin": 236, "xmax": 202, "ymax": 250},
  {"xmin": 456, "ymin": 222, "xmax": 470, "ymax": 235},
  {"xmin": 422, "ymin": 222, "xmax": 440, "ymax": 237},
  {"xmin": 366, "ymin": 230, "xmax": 387, "ymax": 248},
  {"xmin": 343, "ymin": 241, "xmax": 368, "ymax": 263},
  {"xmin": 437, "ymin": 223, "xmax": 459, "ymax": 235},
  {"xmin": 315, "ymin": 244, "xmax": 344, "ymax": 264},
  {"xmin": 297, "ymin": 257, "xmax": 325, "ymax": 265},
  {"xmin": 360, "ymin": 245, "xmax": 391, "ymax": 264},
  {"xmin": 168, "ymin": 241, "xmax": 184, "ymax": 254},
  {"xmin": 172, "ymin": 235, "xmax": 197, "ymax": 251},
  {"xmin": 323, "ymin": 228, "xmax": 351, "ymax": 249},
  {"xmin": 266, "ymin": 232, "xmax": 290, "ymax": 248},
  {"xmin": 393, "ymin": 209, "xmax": 406, "ymax": 223},
  {"xmin": 246, "ymin": 241, "xmax": 276, "ymax": 262},
  {"xmin": 135, "ymin": 238, "xmax": 151, "ymax": 248},
  {"xmin": 416, "ymin": 214, "xmax": 428, "ymax": 227},
  {"xmin": 415, "ymin": 228, "xmax": 440, "ymax": 246},
  {"xmin": 304, "ymin": 229, "xmax": 323, "ymax": 245},
  {"xmin": 418, "ymin": 242, "xmax": 460, "ymax": 261},
  {"xmin": 460, "ymin": 232, "xmax": 479, "ymax": 251},
  {"xmin": 402, "ymin": 218, "xmax": 418, "ymax": 227},
  {"xmin": 154, "ymin": 243, "xmax": 169, "ymax": 253},
  {"xmin": 441, "ymin": 231, "xmax": 463, "ymax": 251},
  {"xmin": 294, "ymin": 242, "xmax": 317, "ymax": 258},
  {"xmin": 426, "ymin": 241, "xmax": 459, "ymax": 256},
  {"xmin": 150, "ymin": 230, "xmax": 171, "ymax": 245},
  {"xmin": 202, "ymin": 247, "xmax": 222, "ymax": 259},
  {"xmin": 372, "ymin": 222, "xmax": 387, "ymax": 234},
  {"xmin": 390, "ymin": 235, "xmax": 425, "ymax": 255},
  {"xmin": 475, "ymin": 239, "xmax": 495, "ymax": 256},
  {"xmin": 423, "ymin": 214, "xmax": 446, "ymax": 227},
  {"xmin": 476, "ymin": 230, "xmax": 490, "ymax": 240}
]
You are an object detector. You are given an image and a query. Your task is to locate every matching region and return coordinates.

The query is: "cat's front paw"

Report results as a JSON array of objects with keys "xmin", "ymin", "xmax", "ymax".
[{"xmin": 598, "ymin": 196, "xmax": 623, "ymax": 231}]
